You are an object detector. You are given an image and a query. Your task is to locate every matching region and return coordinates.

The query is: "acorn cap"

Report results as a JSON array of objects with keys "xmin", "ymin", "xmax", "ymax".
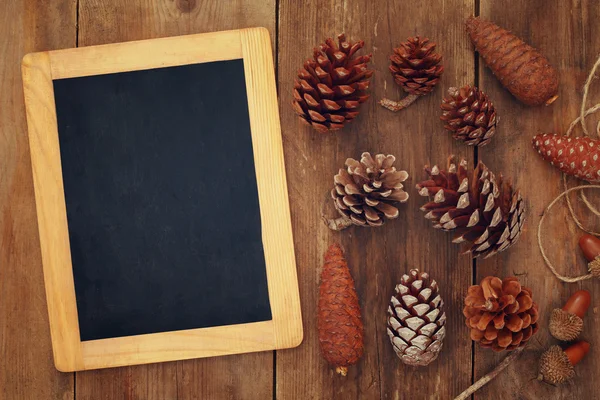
[
  {"xmin": 549, "ymin": 308, "xmax": 584, "ymax": 341},
  {"xmin": 538, "ymin": 345, "xmax": 575, "ymax": 385}
]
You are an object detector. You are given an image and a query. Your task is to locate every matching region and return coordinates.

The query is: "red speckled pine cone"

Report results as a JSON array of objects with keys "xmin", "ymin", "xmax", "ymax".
[
  {"xmin": 464, "ymin": 276, "xmax": 539, "ymax": 352},
  {"xmin": 292, "ymin": 34, "xmax": 373, "ymax": 133},
  {"xmin": 318, "ymin": 243, "xmax": 364, "ymax": 376},
  {"xmin": 466, "ymin": 16, "xmax": 558, "ymax": 106},
  {"xmin": 532, "ymin": 133, "xmax": 600, "ymax": 182}
]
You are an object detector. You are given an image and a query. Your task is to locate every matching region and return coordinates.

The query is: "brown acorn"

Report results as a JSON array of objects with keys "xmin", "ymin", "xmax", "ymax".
[
  {"xmin": 579, "ymin": 234, "xmax": 600, "ymax": 277},
  {"xmin": 549, "ymin": 290, "xmax": 591, "ymax": 341},
  {"xmin": 538, "ymin": 342, "xmax": 590, "ymax": 385}
]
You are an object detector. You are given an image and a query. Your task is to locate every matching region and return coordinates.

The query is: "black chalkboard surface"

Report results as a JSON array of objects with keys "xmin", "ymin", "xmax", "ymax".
[{"xmin": 53, "ymin": 59, "xmax": 272, "ymax": 341}]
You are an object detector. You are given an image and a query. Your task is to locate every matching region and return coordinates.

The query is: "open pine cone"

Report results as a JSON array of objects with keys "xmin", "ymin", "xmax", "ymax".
[
  {"xmin": 441, "ymin": 86, "xmax": 497, "ymax": 147},
  {"xmin": 380, "ymin": 36, "xmax": 444, "ymax": 112},
  {"xmin": 416, "ymin": 156, "xmax": 525, "ymax": 258},
  {"xmin": 329, "ymin": 152, "xmax": 409, "ymax": 229},
  {"xmin": 387, "ymin": 269, "xmax": 446, "ymax": 367},
  {"xmin": 292, "ymin": 34, "xmax": 373, "ymax": 133},
  {"xmin": 464, "ymin": 276, "xmax": 539, "ymax": 352},
  {"xmin": 389, "ymin": 36, "xmax": 444, "ymax": 96}
]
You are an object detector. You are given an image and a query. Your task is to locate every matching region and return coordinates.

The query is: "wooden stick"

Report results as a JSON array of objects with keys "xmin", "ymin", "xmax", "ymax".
[
  {"xmin": 379, "ymin": 94, "xmax": 420, "ymax": 112},
  {"xmin": 454, "ymin": 347, "xmax": 524, "ymax": 400}
]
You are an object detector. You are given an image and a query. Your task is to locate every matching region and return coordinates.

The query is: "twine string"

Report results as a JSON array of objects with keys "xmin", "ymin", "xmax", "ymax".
[{"xmin": 539, "ymin": 54, "xmax": 600, "ymax": 282}]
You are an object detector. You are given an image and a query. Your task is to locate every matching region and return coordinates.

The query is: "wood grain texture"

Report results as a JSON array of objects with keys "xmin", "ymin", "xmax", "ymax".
[
  {"xmin": 75, "ymin": 0, "xmax": 276, "ymax": 399},
  {"xmin": 476, "ymin": 1, "xmax": 600, "ymax": 399},
  {"xmin": 277, "ymin": 1, "xmax": 474, "ymax": 398},
  {"xmin": 0, "ymin": 0, "xmax": 76, "ymax": 398}
]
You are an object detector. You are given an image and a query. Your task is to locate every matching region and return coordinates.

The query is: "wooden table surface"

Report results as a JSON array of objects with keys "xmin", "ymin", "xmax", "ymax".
[{"xmin": 1, "ymin": 0, "xmax": 599, "ymax": 399}]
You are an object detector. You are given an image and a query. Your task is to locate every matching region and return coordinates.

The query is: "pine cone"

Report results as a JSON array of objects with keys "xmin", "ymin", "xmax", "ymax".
[
  {"xmin": 380, "ymin": 36, "xmax": 444, "ymax": 112},
  {"xmin": 318, "ymin": 243, "xmax": 364, "ymax": 376},
  {"xmin": 441, "ymin": 86, "xmax": 497, "ymax": 147},
  {"xmin": 416, "ymin": 156, "xmax": 525, "ymax": 258},
  {"xmin": 329, "ymin": 152, "xmax": 409, "ymax": 229},
  {"xmin": 292, "ymin": 34, "xmax": 373, "ymax": 133},
  {"xmin": 389, "ymin": 36, "xmax": 444, "ymax": 96},
  {"xmin": 466, "ymin": 16, "xmax": 558, "ymax": 106},
  {"xmin": 464, "ymin": 276, "xmax": 539, "ymax": 352},
  {"xmin": 532, "ymin": 133, "xmax": 600, "ymax": 182},
  {"xmin": 386, "ymin": 269, "xmax": 446, "ymax": 367}
]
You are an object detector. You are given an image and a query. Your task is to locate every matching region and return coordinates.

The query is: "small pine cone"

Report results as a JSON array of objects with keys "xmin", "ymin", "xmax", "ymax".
[
  {"xmin": 318, "ymin": 244, "xmax": 364, "ymax": 376},
  {"xmin": 389, "ymin": 36, "xmax": 444, "ymax": 96},
  {"xmin": 441, "ymin": 86, "xmax": 497, "ymax": 147},
  {"xmin": 292, "ymin": 34, "xmax": 373, "ymax": 133},
  {"xmin": 387, "ymin": 269, "xmax": 446, "ymax": 367},
  {"xmin": 466, "ymin": 16, "xmax": 558, "ymax": 106},
  {"xmin": 532, "ymin": 133, "xmax": 600, "ymax": 182},
  {"xmin": 331, "ymin": 152, "xmax": 409, "ymax": 228},
  {"xmin": 416, "ymin": 156, "xmax": 525, "ymax": 258},
  {"xmin": 464, "ymin": 276, "xmax": 539, "ymax": 352}
]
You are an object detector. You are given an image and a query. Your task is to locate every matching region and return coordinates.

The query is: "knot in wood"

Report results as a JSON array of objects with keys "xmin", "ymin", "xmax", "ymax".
[{"xmin": 176, "ymin": 0, "xmax": 196, "ymax": 13}]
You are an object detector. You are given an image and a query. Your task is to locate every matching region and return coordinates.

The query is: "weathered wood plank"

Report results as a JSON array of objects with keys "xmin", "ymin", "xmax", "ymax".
[
  {"xmin": 476, "ymin": 1, "xmax": 600, "ymax": 399},
  {"xmin": 75, "ymin": 1, "xmax": 276, "ymax": 399},
  {"xmin": 0, "ymin": 0, "xmax": 76, "ymax": 399},
  {"xmin": 277, "ymin": 1, "xmax": 474, "ymax": 398}
]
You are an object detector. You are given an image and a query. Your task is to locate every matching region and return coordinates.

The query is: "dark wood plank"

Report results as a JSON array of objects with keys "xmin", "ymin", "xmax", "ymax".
[
  {"xmin": 75, "ymin": 1, "xmax": 276, "ymax": 399},
  {"xmin": 0, "ymin": 1, "xmax": 76, "ymax": 399},
  {"xmin": 476, "ymin": 1, "xmax": 600, "ymax": 399},
  {"xmin": 277, "ymin": 1, "xmax": 474, "ymax": 398}
]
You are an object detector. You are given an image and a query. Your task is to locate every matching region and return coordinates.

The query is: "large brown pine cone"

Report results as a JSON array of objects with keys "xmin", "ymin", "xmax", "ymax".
[
  {"xmin": 464, "ymin": 276, "xmax": 539, "ymax": 352},
  {"xmin": 441, "ymin": 86, "xmax": 497, "ymax": 147},
  {"xmin": 292, "ymin": 34, "xmax": 373, "ymax": 133},
  {"xmin": 416, "ymin": 156, "xmax": 525, "ymax": 258},
  {"xmin": 331, "ymin": 152, "xmax": 409, "ymax": 228},
  {"xmin": 389, "ymin": 36, "xmax": 444, "ymax": 96},
  {"xmin": 466, "ymin": 16, "xmax": 558, "ymax": 106},
  {"xmin": 387, "ymin": 269, "xmax": 446, "ymax": 367}
]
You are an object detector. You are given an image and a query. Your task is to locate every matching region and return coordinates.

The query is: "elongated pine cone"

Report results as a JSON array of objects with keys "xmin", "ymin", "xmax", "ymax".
[
  {"xmin": 331, "ymin": 152, "xmax": 409, "ymax": 228},
  {"xmin": 416, "ymin": 156, "xmax": 525, "ymax": 258},
  {"xmin": 464, "ymin": 276, "xmax": 539, "ymax": 352},
  {"xmin": 441, "ymin": 86, "xmax": 497, "ymax": 147},
  {"xmin": 466, "ymin": 16, "xmax": 558, "ymax": 106},
  {"xmin": 292, "ymin": 34, "xmax": 373, "ymax": 133},
  {"xmin": 387, "ymin": 269, "xmax": 446, "ymax": 367},
  {"xmin": 318, "ymin": 244, "xmax": 364, "ymax": 376},
  {"xmin": 532, "ymin": 133, "xmax": 600, "ymax": 182},
  {"xmin": 389, "ymin": 36, "xmax": 444, "ymax": 96}
]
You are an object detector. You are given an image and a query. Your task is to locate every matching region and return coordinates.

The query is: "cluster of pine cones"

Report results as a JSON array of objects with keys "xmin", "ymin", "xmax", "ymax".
[{"xmin": 312, "ymin": 15, "xmax": 563, "ymax": 382}]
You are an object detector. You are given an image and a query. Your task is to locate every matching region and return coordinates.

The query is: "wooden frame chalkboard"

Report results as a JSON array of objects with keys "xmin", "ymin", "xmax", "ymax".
[{"xmin": 21, "ymin": 28, "xmax": 302, "ymax": 372}]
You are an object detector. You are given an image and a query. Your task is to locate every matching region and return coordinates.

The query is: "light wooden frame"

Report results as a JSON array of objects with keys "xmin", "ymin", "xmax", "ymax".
[{"xmin": 22, "ymin": 28, "xmax": 302, "ymax": 372}]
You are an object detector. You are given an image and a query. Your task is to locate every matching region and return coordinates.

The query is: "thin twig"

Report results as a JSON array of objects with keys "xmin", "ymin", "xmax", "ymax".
[
  {"xmin": 454, "ymin": 347, "xmax": 524, "ymax": 400},
  {"xmin": 379, "ymin": 94, "xmax": 419, "ymax": 112}
]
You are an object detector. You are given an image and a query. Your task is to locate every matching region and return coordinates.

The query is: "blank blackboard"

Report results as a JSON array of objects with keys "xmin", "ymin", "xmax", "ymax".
[
  {"xmin": 24, "ymin": 29, "xmax": 301, "ymax": 371},
  {"xmin": 53, "ymin": 59, "xmax": 272, "ymax": 341}
]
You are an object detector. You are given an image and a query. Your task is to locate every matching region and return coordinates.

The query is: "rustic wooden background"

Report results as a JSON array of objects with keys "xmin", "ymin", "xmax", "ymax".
[{"xmin": 1, "ymin": 0, "xmax": 599, "ymax": 399}]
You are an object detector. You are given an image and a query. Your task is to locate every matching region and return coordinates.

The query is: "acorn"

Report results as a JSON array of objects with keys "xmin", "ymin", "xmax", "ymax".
[
  {"xmin": 549, "ymin": 290, "xmax": 591, "ymax": 341},
  {"xmin": 579, "ymin": 234, "xmax": 600, "ymax": 277},
  {"xmin": 538, "ymin": 341, "xmax": 590, "ymax": 385}
]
